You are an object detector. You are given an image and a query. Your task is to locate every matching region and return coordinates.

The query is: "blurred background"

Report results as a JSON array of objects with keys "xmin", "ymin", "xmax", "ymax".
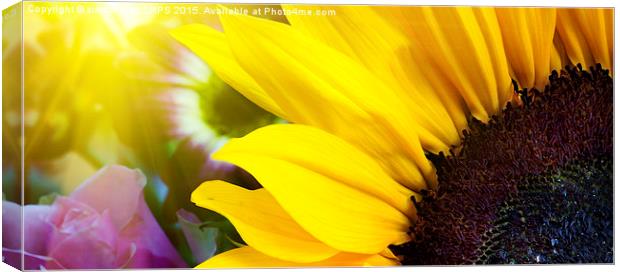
[{"xmin": 2, "ymin": 2, "xmax": 288, "ymax": 266}]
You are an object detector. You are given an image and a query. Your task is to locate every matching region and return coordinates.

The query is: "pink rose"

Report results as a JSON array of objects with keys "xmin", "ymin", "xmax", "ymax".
[
  {"xmin": 2, "ymin": 165, "xmax": 186, "ymax": 269},
  {"xmin": 2, "ymin": 201, "xmax": 51, "ymax": 269}
]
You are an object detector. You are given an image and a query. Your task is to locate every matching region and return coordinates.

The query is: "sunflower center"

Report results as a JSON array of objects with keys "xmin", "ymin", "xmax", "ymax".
[{"xmin": 391, "ymin": 64, "xmax": 613, "ymax": 264}]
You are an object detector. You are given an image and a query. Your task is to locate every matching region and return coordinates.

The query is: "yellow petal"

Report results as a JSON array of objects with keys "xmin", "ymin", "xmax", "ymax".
[
  {"xmin": 376, "ymin": 7, "xmax": 470, "ymax": 135},
  {"xmin": 573, "ymin": 8, "xmax": 613, "ymax": 71},
  {"xmin": 556, "ymin": 8, "xmax": 613, "ymax": 71},
  {"xmin": 551, "ymin": 31, "xmax": 570, "ymax": 72},
  {"xmin": 496, "ymin": 8, "xmax": 557, "ymax": 90},
  {"xmin": 169, "ymin": 24, "xmax": 286, "ymax": 118},
  {"xmin": 217, "ymin": 12, "xmax": 437, "ymax": 189},
  {"xmin": 364, "ymin": 254, "xmax": 400, "ymax": 266},
  {"xmin": 196, "ymin": 246, "xmax": 299, "ymax": 268},
  {"xmin": 191, "ymin": 181, "xmax": 339, "ymax": 263},
  {"xmin": 213, "ymin": 125, "xmax": 412, "ymax": 254},
  {"xmin": 282, "ymin": 5, "xmax": 407, "ymax": 78},
  {"xmin": 556, "ymin": 10, "xmax": 594, "ymax": 69},
  {"xmin": 197, "ymin": 246, "xmax": 398, "ymax": 268},
  {"xmin": 472, "ymin": 7, "xmax": 514, "ymax": 109},
  {"xmin": 386, "ymin": 7, "xmax": 513, "ymax": 122},
  {"xmin": 284, "ymin": 5, "xmax": 462, "ymax": 150},
  {"xmin": 214, "ymin": 124, "xmax": 419, "ymax": 217}
]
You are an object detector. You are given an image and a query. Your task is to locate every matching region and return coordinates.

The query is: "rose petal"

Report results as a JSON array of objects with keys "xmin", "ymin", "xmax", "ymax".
[
  {"xmin": 69, "ymin": 165, "xmax": 146, "ymax": 229},
  {"xmin": 2, "ymin": 201, "xmax": 53, "ymax": 269},
  {"xmin": 118, "ymin": 200, "xmax": 186, "ymax": 268},
  {"xmin": 46, "ymin": 209, "xmax": 119, "ymax": 269}
]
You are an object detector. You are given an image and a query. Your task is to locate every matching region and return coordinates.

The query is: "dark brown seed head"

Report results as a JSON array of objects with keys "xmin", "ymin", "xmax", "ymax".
[{"xmin": 391, "ymin": 64, "xmax": 613, "ymax": 265}]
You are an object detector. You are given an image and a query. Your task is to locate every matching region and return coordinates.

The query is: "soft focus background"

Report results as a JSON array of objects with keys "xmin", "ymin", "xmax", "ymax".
[{"xmin": 2, "ymin": 2, "xmax": 288, "ymax": 267}]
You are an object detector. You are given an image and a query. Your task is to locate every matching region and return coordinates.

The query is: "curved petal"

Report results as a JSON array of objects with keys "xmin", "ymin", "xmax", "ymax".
[
  {"xmin": 283, "ymin": 5, "xmax": 407, "ymax": 79},
  {"xmin": 213, "ymin": 125, "xmax": 412, "ymax": 254},
  {"xmin": 213, "ymin": 124, "xmax": 418, "ymax": 216},
  {"xmin": 556, "ymin": 8, "xmax": 613, "ymax": 71},
  {"xmin": 197, "ymin": 246, "xmax": 398, "ymax": 268},
  {"xmin": 376, "ymin": 7, "xmax": 469, "ymax": 135},
  {"xmin": 169, "ymin": 24, "xmax": 286, "ymax": 118},
  {"xmin": 69, "ymin": 165, "xmax": 145, "ymax": 229},
  {"xmin": 472, "ymin": 8, "xmax": 514, "ymax": 108},
  {"xmin": 283, "ymin": 6, "xmax": 399, "ymax": 68},
  {"xmin": 191, "ymin": 181, "xmax": 340, "ymax": 263},
  {"xmin": 551, "ymin": 31, "xmax": 570, "ymax": 71},
  {"xmin": 2, "ymin": 201, "xmax": 53, "ymax": 269},
  {"xmin": 196, "ymin": 246, "xmax": 297, "ymax": 268},
  {"xmin": 120, "ymin": 199, "xmax": 186, "ymax": 268},
  {"xmin": 2, "ymin": 201, "xmax": 22, "ymax": 252},
  {"xmin": 216, "ymin": 12, "xmax": 437, "ymax": 190},
  {"xmin": 283, "ymin": 5, "xmax": 462, "ymax": 151},
  {"xmin": 385, "ymin": 7, "xmax": 513, "ymax": 122},
  {"xmin": 496, "ymin": 8, "xmax": 557, "ymax": 90}
]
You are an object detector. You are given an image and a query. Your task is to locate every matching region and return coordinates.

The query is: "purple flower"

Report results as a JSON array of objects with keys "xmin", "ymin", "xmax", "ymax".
[{"xmin": 2, "ymin": 165, "xmax": 186, "ymax": 269}]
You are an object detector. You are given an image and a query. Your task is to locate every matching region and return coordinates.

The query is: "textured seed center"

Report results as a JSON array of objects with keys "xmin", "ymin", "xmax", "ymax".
[{"xmin": 391, "ymin": 64, "xmax": 613, "ymax": 264}]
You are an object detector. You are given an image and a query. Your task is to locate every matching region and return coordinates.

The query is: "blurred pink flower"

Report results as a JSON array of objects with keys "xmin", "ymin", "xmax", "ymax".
[{"xmin": 2, "ymin": 165, "xmax": 186, "ymax": 269}]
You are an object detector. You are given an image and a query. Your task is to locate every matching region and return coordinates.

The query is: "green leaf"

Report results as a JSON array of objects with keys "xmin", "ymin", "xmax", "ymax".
[
  {"xmin": 177, "ymin": 209, "xmax": 219, "ymax": 264},
  {"xmin": 38, "ymin": 192, "xmax": 59, "ymax": 205}
]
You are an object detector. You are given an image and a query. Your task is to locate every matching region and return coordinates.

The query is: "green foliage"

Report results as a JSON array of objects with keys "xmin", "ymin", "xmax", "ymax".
[{"xmin": 177, "ymin": 209, "xmax": 241, "ymax": 266}]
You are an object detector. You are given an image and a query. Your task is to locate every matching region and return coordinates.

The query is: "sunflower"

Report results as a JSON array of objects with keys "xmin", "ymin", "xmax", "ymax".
[{"xmin": 171, "ymin": 6, "xmax": 613, "ymax": 266}]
